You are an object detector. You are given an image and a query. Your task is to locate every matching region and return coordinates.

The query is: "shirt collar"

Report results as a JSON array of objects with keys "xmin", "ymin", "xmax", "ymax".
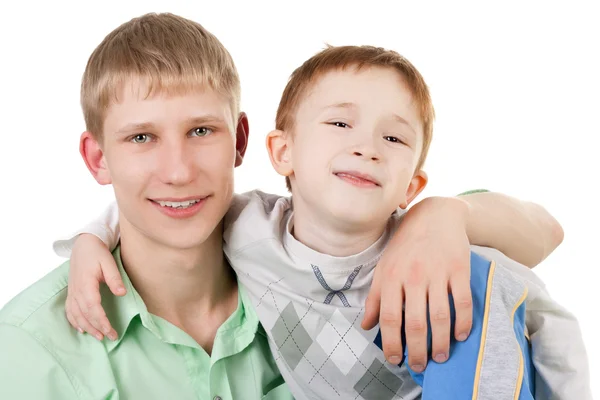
[
  {"xmin": 103, "ymin": 247, "xmax": 261, "ymax": 358},
  {"xmin": 103, "ymin": 246, "xmax": 147, "ymax": 352}
]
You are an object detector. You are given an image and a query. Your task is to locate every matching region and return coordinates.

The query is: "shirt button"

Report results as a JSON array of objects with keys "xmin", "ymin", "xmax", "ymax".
[{"xmin": 213, "ymin": 396, "xmax": 222, "ymax": 400}]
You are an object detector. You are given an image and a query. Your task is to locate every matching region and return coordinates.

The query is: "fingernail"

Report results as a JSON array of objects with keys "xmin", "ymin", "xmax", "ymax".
[
  {"xmin": 388, "ymin": 356, "xmax": 401, "ymax": 365},
  {"xmin": 95, "ymin": 333, "xmax": 104, "ymax": 341},
  {"xmin": 78, "ymin": 327, "xmax": 84, "ymax": 334},
  {"xmin": 458, "ymin": 333, "xmax": 468, "ymax": 341},
  {"xmin": 411, "ymin": 364, "xmax": 425, "ymax": 373},
  {"xmin": 434, "ymin": 353, "xmax": 448, "ymax": 363},
  {"xmin": 117, "ymin": 286, "xmax": 126, "ymax": 295},
  {"xmin": 107, "ymin": 333, "xmax": 117, "ymax": 341}
]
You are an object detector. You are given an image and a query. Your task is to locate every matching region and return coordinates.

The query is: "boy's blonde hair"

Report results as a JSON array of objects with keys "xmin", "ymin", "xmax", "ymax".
[
  {"xmin": 276, "ymin": 45, "xmax": 435, "ymax": 191},
  {"xmin": 81, "ymin": 13, "xmax": 241, "ymax": 138}
]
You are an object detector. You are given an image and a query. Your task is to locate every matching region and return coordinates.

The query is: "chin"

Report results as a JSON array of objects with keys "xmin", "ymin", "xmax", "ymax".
[
  {"xmin": 327, "ymin": 204, "xmax": 374, "ymax": 226},
  {"xmin": 158, "ymin": 233, "xmax": 214, "ymax": 250},
  {"xmin": 150, "ymin": 220, "xmax": 219, "ymax": 249}
]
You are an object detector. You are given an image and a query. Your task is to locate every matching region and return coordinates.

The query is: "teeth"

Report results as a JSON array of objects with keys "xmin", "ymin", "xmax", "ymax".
[{"xmin": 156, "ymin": 199, "xmax": 200, "ymax": 209}]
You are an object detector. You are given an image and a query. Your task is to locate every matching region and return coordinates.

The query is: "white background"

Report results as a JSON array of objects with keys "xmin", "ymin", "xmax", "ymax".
[{"xmin": 0, "ymin": 0, "xmax": 598, "ymax": 392}]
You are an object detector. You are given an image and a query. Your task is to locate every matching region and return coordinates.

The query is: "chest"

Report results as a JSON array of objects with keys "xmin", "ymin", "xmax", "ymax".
[{"xmin": 103, "ymin": 325, "xmax": 278, "ymax": 400}]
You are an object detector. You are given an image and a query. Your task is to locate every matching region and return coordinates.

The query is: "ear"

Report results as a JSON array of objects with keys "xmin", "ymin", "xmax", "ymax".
[
  {"xmin": 234, "ymin": 112, "xmax": 249, "ymax": 167},
  {"xmin": 80, "ymin": 132, "xmax": 111, "ymax": 185},
  {"xmin": 265, "ymin": 129, "xmax": 293, "ymax": 178},
  {"xmin": 400, "ymin": 170, "xmax": 428, "ymax": 209}
]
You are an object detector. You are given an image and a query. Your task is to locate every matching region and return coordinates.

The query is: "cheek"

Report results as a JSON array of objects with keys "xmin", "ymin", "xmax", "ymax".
[
  {"xmin": 294, "ymin": 133, "xmax": 333, "ymax": 168},
  {"xmin": 388, "ymin": 159, "xmax": 415, "ymax": 188},
  {"xmin": 105, "ymin": 151, "xmax": 148, "ymax": 188},
  {"xmin": 196, "ymin": 140, "xmax": 236, "ymax": 182}
]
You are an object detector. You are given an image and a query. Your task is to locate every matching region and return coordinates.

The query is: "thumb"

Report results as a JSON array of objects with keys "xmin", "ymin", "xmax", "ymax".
[{"xmin": 100, "ymin": 254, "xmax": 126, "ymax": 296}]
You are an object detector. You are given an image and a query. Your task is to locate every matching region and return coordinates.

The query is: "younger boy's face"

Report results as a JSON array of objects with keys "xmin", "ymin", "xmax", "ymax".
[
  {"xmin": 288, "ymin": 66, "xmax": 427, "ymax": 227},
  {"xmin": 86, "ymin": 79, "xmax": 242, "ymax": 251}
]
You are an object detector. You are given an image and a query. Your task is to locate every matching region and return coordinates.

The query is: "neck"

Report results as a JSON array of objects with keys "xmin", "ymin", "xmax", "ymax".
[
  {"xmin": 119, "ymin": 217, "xmax": 237, "ymax": 326},
  {"xmin": 291, "ymin": 198, "xmax": 386, "ymax": 257}
]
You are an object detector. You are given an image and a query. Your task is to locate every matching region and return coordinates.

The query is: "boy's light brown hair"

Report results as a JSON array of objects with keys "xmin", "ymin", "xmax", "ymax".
[
  {"xmin": 81, "ymin": 13, "xmax": 241, "ymax": 139},
  {"xmin": 276, "ymin": 45, "xmax": 435, "ymax": 191}
]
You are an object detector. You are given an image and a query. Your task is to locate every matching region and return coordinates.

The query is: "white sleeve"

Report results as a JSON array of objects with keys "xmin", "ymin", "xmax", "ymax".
[
  {"xmin": 471, "ymin": 245, "xmax": 592, "ymax": 400},
  {"xmin": 52, "ymin": 201, "xmax": 121, "ymax": 258},
  {"xmin": 526, "ymin": 285, "xmax": 592, "ymax": 399}
]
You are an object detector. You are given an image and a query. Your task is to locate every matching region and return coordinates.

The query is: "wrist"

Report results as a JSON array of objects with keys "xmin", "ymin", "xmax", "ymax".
[
  {"xmin": 409, "ymin": 196, "xmax": 471, "ymax": 232},
  {"xmin": 75, "ymin": 232, "xmax": 107, "ymax": 249}
]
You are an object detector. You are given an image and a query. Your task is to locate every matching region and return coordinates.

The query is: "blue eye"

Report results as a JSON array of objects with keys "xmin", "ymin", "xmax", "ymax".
[
  {"xmin": 190, "ymin": 127, "xmax": 213, "ymax": 137},
  {"xmin": 131, "ymin": 134, "xmax": 151, "ymax": 144}
]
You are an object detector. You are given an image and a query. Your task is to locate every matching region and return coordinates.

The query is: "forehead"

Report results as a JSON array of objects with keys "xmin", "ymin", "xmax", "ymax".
[
  {"xmin": 298, "ymin": 66, "xmax": 423, "ymax": 130},
  {"xmin": 103, "ymin": 77, "xmax": 236, "ymax": 130}
]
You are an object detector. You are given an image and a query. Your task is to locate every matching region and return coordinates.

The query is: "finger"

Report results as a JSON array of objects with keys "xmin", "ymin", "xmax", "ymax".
[
  {"xmin": 378, "ymin": 271, "xmax": 404, "ymax": 364},
  {"xmin": 65, "ymin": 301, "xmax": 83, "ymax": 333},
  {"xmin": 361, "ymin": 266, "xmax": 383, "ymax": 330},
  {"xmin": 72, "ymin": 301, "xmax": 104, "ymax": 341},
  {"xmin": 404, "ymin": 283, "xmax": 428, "ymax": 373},
  {"xmin": 100, "ymin": 255, "xmax": 126, "ymax": 297},
  {"xmin": 87, "ymin": 300, "xmax": 118, "ymax": 341},
  {"xmin": 77, "ymin": 285, "xmax": 117, "ymax": 341},
  {"xmin": 428, "ymin": 281, "xmax": 451, "ymax": 364},
  {"xmin": 450, "ymin": 271, "xmax": 473, "ymax": 342}
]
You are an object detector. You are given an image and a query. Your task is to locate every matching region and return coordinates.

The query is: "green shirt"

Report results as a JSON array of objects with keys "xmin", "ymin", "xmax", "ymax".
[{"xmin": 0, "ymin": 247, "xmax": 293, "ymax": 400}]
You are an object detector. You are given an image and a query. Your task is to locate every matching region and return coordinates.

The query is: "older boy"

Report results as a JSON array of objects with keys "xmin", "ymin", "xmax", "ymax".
[{"xmin": 0, "ymin": 13, "xmax": 287, "ymax": 399}]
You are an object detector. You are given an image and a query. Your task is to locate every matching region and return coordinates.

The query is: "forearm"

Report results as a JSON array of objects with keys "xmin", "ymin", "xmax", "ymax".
[{"xmin": 462, "ymin": 192, "xmax": 564, "ymax": 267}]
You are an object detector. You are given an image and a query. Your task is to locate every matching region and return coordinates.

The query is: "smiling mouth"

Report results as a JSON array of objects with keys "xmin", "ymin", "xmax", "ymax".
[
  {"xmin": 154, "ymin": 199, "xmax": 201, "ymax": 209},
  {"xmin": 149, "ymin": 197, "xmax": 207, "ymax": 209},
  {"xmin": 334, "ymin": 172, "xmax": 381, "ymax": 187}
]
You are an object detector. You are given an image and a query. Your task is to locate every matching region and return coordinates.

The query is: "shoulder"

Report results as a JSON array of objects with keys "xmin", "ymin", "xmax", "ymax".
[
  {"xmin": 0, "ymin": 261, "xmax": 101, "ymax": 398},
  {"xmin": 0, "ymin": 261, "xmax": 70, "ymax": 327},
  {"xmin": 224, "ymin": 190, "xmax": 292, "ymax": 254},
  {"xmin": 470, "ymin": 245, "xmax": 546, "ymax": 289},
  {"xmin": 227, "ymin": 190, "xmax": 291, "ymax": 222},
  {"xmin": 0, "ymin": 260, "xmax": 104, "ymax": 363}
]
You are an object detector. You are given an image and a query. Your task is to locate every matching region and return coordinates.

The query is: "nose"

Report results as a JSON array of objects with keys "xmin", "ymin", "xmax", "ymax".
[
  {"xmin": 158, "ymin": 139, "xmax": 196, "ymax": 186},
  {"xmin": 352, "ymin": 150, "xmax": 380, "ymax": 161},
  {"xmin": 351, "ymin": 137, "xmax": 381, "ymax": 161}
]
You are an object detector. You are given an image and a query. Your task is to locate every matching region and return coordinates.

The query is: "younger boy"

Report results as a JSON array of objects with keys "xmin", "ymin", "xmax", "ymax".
[{"xmin": 58, "ymin": 29, "xmax": 590, "ymax": 400}]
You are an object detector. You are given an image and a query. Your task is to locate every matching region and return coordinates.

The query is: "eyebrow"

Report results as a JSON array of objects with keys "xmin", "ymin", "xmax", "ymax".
[
  {"xmin": 322, "ymin": 102, "xmax": 417, "ymax": 135},
  {"xmin": 323, "ymin": 102, "xmax": 356, "ymax": 110},
  {"xmin": 115, "ymin": 115, "xmax": 229, "ymax": 135}
]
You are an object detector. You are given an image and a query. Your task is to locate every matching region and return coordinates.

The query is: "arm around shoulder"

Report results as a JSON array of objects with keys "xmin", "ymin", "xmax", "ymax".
[{"xmin": 461, "ymin": 191, "xmax": 564, "ymax": 267}]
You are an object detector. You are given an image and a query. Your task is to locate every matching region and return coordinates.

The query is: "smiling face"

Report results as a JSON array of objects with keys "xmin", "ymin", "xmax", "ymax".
[
  {"xmin": 87, "ymin": 78, "xmax": 242, "ymax": 251},
  {"xmin": 274, "ymin": 66, "xmax": 428, "ymax": 230}
]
